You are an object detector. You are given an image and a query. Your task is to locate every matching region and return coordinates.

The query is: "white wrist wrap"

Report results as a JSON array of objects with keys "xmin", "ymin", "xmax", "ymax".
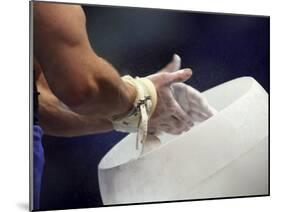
[{"xmin": 112, "ymin": 75, "xmax": 157, "ymax": 153}]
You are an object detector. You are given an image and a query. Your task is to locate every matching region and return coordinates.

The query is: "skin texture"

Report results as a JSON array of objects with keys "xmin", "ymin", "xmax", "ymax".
[
  {"xmin": 36, "ymin": 56, "xmax": 193, "ymax": 137},
  {"xmin": 172, "ymin": 83, "xmax": 217, "ymax": 123},
  {"xmin": 147, "ymin": 55, "xmax": 193, "ymax": 135},
  {"xmin": 33, "ymin": 2, "xmax": 199, "ymax": 136},
  {"xmin": 37, "ymin": 72, "xmax": 113, "ymax": 137},
  {"xmin": 148, "ymin": 55, "xmax": 217, "ymax": 135},
  {"xmin": 34, "ymin": 2, "xmax": 136, "ymax": 118}
]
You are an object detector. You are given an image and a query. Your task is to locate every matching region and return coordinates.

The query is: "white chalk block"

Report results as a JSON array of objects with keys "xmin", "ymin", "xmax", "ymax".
[{"xmin": 98, "ymin": 77, "xmax": 269, "ymax": 205}]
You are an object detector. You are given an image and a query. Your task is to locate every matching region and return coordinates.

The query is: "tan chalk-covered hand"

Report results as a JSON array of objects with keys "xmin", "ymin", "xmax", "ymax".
[
  {"xmin": 147, "ymin": 54, "xmax": 193, "ymax": 135},
  {"xmin": 171, "ymin": 83, "xmax": 217, "ymax": 123}
]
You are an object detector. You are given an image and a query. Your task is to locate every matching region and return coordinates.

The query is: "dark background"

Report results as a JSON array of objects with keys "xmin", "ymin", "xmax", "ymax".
[{"xmin": 40, "ymin": 4, "xmax": 269, "ymax": 211}]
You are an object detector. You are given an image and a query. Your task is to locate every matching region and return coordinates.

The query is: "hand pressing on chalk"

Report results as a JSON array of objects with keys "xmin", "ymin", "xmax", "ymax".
[
  {"xmin": 171, "ymin": 83, "xmax": 217, "ymax": 123},
  {"xmin": 146, "ymin": 54, "xmax": 193, "ymax": 135}
]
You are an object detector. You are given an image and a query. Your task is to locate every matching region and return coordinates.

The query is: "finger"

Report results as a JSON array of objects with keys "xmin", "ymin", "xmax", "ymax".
[
  {"xmin": 182, "ymin": 123, "xmax": 192, "ymax": 133},
  {"xmin": 171, "ymin": 83, "xmax": 191, "ymax": 112},
  {"xmin": 161, "ymin": 120, "xmax": 192, "ymax": 135},
  {"xmin": 190, "ymin": 97, "xmax": 217, "ymax": 117},
  {"xmin": 159, "ymin": 124, "xmax": 173, "ymax": 133},
  {"xmin": 171, "ymin": 83, "xmax": 216, "ymax": 119},
  {"xmin": 169, "ymin": 115, "xmax": 184, "ymax": 130},
  {"xmin": 162, "ymin": 54, "xmax": 181, "ymax": 73},
  {"xmin": 165, "ymin": 69, "xmax": 192, "ymax": 85},
  {"xmin": 208, "ymin": 105, "xmax": 218, "ymax": 115},
  {"xmin": 168, "ymin": 91, "xmax": 190, "ymax": 122},
  {"xmin": 161, "ymin": 113, "xmax": 193, "ymax": 130},
  {"xmin": 159, "ymin": 116, "xmax": 184, "ymax": 134},
  {"xmin": 170, "ymin": 124, "xmax": 190, "ymax": 135},
  {"xmin": 188, "ymin": 110, "xmax": 209, "ymax": 122},
  {"xmin": 189, "ymin": 101, "xmax": 212, "ymax": 118},
  {"xmin": 159, "ymin": 122, "xmax": 176, "ymax": 134},
  {"xmin": 186, "ymin": 120, "xmax": 194, "ymax": 128},
  {"xmin": 169, "ymin": 130, "xmax": 183, "ymax": 135},
  {"xmin": 164, "ymin": 127, "xmax": 182, "ymax": 135},
  {"xmin": 183, "ymin": 85, "xmax": 203, "ymax": 104},
  {"xmin": 178, "ymin": 120, "xmax": 193, "ymax": 133},
  {"xmin": 185, "ymin": 86, "xmax": 217, "ymax": 117}
]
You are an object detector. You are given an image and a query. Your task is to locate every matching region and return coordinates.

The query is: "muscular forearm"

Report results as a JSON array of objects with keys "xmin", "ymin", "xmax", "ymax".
[
  {"xmin": 60, "ymin": 52, "xmax": 137, "ymax": 119},
  {"xmin": 34, "ymin": 2, "xmax": 136, "ymax": 120},
  {"xmin": 36, "ymin": 40, "xmax": 136, "ymax": 120},
  {"xmin": 39, "ymin": 102, "xmax": 113, "ymax": 137},
  {"xmin": 38, "ymin": 76, "xmax": 113, "ymax": 137}
]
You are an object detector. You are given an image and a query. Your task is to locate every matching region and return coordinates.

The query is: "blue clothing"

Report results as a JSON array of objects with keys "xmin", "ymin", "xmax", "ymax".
[
  {"xmin": 33, "ymin": 125, "xmax": 45, "ymax": 210},
  {"xmin": 33, "ymin": 74, "xmax": 44, "ymax": 210}
]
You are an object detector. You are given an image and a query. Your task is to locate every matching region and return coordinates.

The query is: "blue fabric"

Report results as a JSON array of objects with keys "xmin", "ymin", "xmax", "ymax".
[
  {"xmin": 40, "ymin": 131, "xmax": 127, "ymax": 210},
  {"xmin": 33, "ymin": 125, "xmax": 45, "ymax": 210}
]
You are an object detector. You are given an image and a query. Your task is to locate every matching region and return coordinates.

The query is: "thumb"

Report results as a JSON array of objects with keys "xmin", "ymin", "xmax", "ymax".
[
  {"xmin": 162, "ymin": 54, "xmax": 181, "ymax": 73},
  {"xmin": 165, "ymin": 68, "xmax": 192, "ymax": 85}
]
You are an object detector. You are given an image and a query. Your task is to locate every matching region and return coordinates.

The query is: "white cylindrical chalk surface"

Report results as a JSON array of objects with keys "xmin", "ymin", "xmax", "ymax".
[{"xmin": 98, "ymin": 77, "xmax": 268, "ymax": 205}]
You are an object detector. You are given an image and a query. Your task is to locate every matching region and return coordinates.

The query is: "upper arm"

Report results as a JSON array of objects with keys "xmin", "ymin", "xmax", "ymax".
[
  {"xmin": 34, "ymin": 2, "xmax": 89, "ymax": 52},
  {"xmin": 33, "ymin": 2, "xmax": 97, "ymax": 106}
]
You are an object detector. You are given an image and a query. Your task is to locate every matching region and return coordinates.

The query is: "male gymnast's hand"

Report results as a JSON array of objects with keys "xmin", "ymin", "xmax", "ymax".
[
  {"xmin": 147, "ymin": 54, "xmax": 217, "ymax": 135},
  {"xmin": 172, "ymin": 83, "xmax": 217, "ymax": 123},
  {"xmin": 146, "ymin": 54, "xmax": 193, "ymax": 135}
]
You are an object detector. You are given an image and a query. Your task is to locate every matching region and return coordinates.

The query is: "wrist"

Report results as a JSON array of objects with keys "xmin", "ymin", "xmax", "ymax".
[
  {"xmin": 111, "ymin": 75, "xmax": 157, "ymax": 132},
  {"xmin": 112, "ymin": 81, "xmax": 137, "ymax": 120},
  {"xmin": 125, "ymin": 81, "xmax": 137, "ymax": 113}
]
